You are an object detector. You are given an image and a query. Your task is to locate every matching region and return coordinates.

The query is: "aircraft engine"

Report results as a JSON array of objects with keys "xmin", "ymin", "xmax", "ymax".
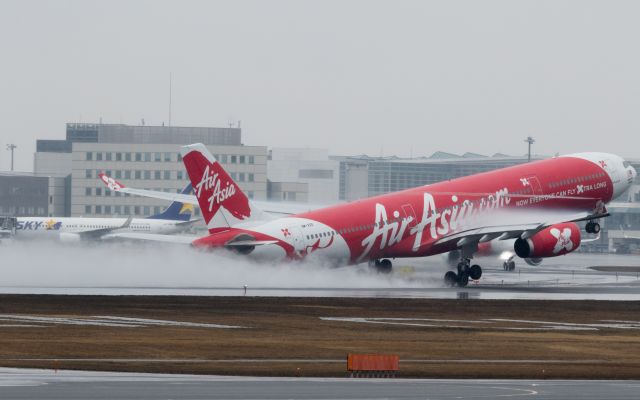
[
  {"xmin": 58, "ymin": 232, "xmax": 82, "ymax": 242},
  {"xmin": 514, "ymin": 222, "xmax": 581, "ymax": 259},
  {"xmin": 524, "ymin": 257, "xmax": 543, "ymax": 266}
]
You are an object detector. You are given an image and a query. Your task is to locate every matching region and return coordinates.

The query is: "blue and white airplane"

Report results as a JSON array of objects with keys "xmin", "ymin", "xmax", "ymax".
[{"xmin": 14, "ymin": 184, "xmax": 197, "ymax": 242}]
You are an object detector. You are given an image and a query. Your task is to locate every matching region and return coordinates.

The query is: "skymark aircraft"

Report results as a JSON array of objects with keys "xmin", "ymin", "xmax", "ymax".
[
  {"xmin": 100, "ymin": 144, "xmax": 636, "ymax": 287},
  {"xmin": 15, "ymin": 184, "xmax": 196, "ymax": 242}
]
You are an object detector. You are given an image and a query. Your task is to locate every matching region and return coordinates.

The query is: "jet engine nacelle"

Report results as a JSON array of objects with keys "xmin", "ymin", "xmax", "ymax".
[
  {"xmin": 524, "ymin": 257, "xmax": 543, "ymax": 266},
  {"xmin": 59, "ymin": 232, "xmax": 82, "ymax": 242},
  {"xmin": 514, "ymin": 222, "xmax": 581, "ymax": 259}
]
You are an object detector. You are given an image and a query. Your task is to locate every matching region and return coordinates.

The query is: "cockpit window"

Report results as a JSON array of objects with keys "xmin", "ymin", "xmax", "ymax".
[{"xmin": 623, "ymin": 161, "xmax": 631, "ymax": 168}]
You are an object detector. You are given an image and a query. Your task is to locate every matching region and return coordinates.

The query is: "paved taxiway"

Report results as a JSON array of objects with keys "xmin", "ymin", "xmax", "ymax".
[
  {"xmin": 1, "ymin": 368, "xmax": 639, "ymax": 400},
  {"xmin": 1, "ymin": 253, "xmax": 639, "ymax": 299}
]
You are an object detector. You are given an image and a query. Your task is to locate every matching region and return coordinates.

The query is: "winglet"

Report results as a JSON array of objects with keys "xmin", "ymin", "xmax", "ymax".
[
  {"xmin": 99, "ymin": 173, "xmax": 125, "ymax": 192},
  {"xmin": 121, "ymin": 215, "xmax": 133, "ymax": 229}
]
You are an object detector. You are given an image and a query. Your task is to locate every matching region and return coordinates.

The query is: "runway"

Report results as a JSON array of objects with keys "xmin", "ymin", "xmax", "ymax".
[
  {"xmin": 1, "ymin": 368, "xmax": 639, "ymax": 399},
  {"xmin": 1, "ymin": 250, "xmax": 639, "ymax": 300}
]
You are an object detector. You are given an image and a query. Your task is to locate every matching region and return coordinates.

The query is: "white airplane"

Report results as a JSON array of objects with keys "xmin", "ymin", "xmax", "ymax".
[{"xmin": 14, "ymin": 184, "xmax": 197, "ymax": 242}]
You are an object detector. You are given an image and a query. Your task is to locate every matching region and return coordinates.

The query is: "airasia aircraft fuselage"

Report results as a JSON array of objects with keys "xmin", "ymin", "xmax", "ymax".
[{"xmin": 188, "ymin": 151, "xmax": 635, "ymax": 266}]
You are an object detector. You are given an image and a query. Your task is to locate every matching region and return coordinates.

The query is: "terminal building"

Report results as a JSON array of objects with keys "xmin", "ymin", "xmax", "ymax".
[
  {"xmin": 336, "ymin": 152, "xmax": 539, "ymax": 201},
  {"xmin": 33, "ymin": 123, "xmax": 267, "ymax": 217},
  {"xmin": 267, "ymin": 148, "xmax": 340, "ymax": 204}
]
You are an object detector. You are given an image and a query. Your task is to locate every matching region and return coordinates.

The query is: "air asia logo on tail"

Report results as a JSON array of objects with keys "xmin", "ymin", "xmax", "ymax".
[{"xmin": 185, "ymin": 151, "xmax": 251, "ymax": 221}]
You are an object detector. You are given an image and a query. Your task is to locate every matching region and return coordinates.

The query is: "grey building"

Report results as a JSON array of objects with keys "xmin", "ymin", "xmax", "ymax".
[
  {"xmin": 33, "ymin": 123, "xmax": 267, "ymax": 217},
  {"xmin": 0, "ymin": 173, "xmax": 68, "ymax": 217},
  {"xmin": 336, "ymin": 152, "xmax": 540, "ymax": 201}
]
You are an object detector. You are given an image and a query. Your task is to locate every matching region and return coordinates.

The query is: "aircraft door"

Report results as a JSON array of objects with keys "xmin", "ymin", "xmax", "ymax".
[
  {"xmin": 523, "ymin": 175, "xmax": 543, "ymax": 196},
  {"xmin": 288, "ymin": 226, "xmax": 305, "ymax": 253},
  {"xmin": 602, "ymin": 159, "xmax": 621, "ymax": 183}
]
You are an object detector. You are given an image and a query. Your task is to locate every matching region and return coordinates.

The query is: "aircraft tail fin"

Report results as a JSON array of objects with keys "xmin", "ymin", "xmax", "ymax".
[
  {"xmin": 180, "ymin": 143, "xmax": 264, "ymax": 231},
  {"xmin": 146, "ymin": 183, "xmax": 194, "ymax": 221}
]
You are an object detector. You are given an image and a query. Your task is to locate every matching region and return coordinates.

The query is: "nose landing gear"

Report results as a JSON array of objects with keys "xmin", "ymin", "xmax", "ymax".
[{"xmin": 444, "ymin": 258, "xmax": 482, "ymax": 287}]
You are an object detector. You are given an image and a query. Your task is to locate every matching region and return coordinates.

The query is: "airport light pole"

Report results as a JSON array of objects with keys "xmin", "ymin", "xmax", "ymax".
[
  {"xmin": 524, "ymin": 136, "xmax": 535, "ymax": 162},
  {"xmin": 6, "ymin": 143, "xmax": 16, "ymax": 171}
]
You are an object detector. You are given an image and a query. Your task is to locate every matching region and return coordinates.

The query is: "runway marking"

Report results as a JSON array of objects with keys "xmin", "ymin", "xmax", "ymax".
[
  {"xmin": 321, "ymin": 317, "xmax": 640, "ymax": 331},
  {"xmin": 0, "ymin": 314, "xmax": 245, "ymax": 329}
]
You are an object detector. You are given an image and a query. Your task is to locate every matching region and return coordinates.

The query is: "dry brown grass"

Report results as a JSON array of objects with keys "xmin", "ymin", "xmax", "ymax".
[{"xmin": 0, "ymin": 295, "xmax": 639, "ymax": 378}]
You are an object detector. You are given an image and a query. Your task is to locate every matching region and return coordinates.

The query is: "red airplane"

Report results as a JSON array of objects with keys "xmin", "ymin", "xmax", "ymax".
[{"xmin": 102, "ymin": 144, "xmax": 637, "ymax": 287}]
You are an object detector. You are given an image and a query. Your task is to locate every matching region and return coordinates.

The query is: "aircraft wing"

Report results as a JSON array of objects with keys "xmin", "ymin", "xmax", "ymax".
[
  {"xmin": 432, "ymin": 209, "xmax": 608, "ymax": 249},
  {"xmin": 99, "ymin": 173, "xmax": 199, "ymax": 205},
  {"xmin": 98, "ymin": 173, "xmax": 326, "ymax": 216},
  {"xmin": 77, "ymin": 216, "xmax": 134, "ymax": 239},
  {"xmin": 101, "ymin": 232, "xmax": 197, "ymax": 244}
]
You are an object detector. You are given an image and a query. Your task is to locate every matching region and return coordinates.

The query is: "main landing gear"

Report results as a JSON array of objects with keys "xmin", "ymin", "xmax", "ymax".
[
  {"xmin": 369, "ymin": 259, "xmax": 393, "ymax": 274},
  {"xmin": 585, "ymin": 221, "xmax": 601, "ymax": 234},
  {"xmin": 444, "ymin": 258, "xmax": 482, "ymax": 287}
]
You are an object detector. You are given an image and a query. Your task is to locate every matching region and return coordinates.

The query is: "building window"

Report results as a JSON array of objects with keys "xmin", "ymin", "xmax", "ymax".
[
  {"xmin": 125, "ymin": 152, "xmax": 131, "ymax": 162},
  {"xmin": 85, "ymin": 205, "xmax": 91, "ymax": 214},
  {"xmin": 238, "ymin": 173, "xmax": 245, "ymax": 182},
  {"xmin": 177, "ymin": 153, "xmax": 182, "ymax": 162},
  {"xmin": 249, "ymin": 156, "xmax": 255, "ymax": 164},
  {"xmin": 96, "ymin": 152, "xmax": 103, "ymax": 161},
  {"xmin": 135, "ymin": 170, "xmax": 141, "ymax": 179},
  {"xmin": 154, "ymin": 206, "xmax": 161, "ymax": 215},
  {"xmin": 115, "ymin": 191, "xmax": 121, "ymax": 197},
  {"xmin": 124, "ymin": 206, "xmax": 131, "ymax": 214},
  {"xmin": 143, "ymin": 206, "xmax": 150, "ymax": 215},
  {"xmin": 115, "ymin": 170, "xmax": 122, "ymax": 179},
  {"xmin": 86, "ymin": 152, "xmax": 93, "ymax": 161},
  {"xmin": 85, "ymin": 169, "xmax": 92, "ymax": 178},
  {"xmin": 96, "ymin": 188, "xmax": 102, "ymax": 196},
  {"xmin": 104, "ymin": 205, "xmax": 111, "ymax": 214},
  {"xmin": 95, "ymin": 205, "xmax": 102, "ymax": 214},
  {"xmin": 248, "ymin": 191, "xmax": 254, "ymax": 199},
  {"xmin": 106, "ymin": 152, "xmax": 112, "ymax": 161},
  {"xmin": 164, "ymin": 152, "xmax": 171, "ymax": 162},
  {"xmin": 230, "ymin": 172, "xmax": 237, "ymax": 180},
  {"xmin": 85, "ymin": 188, "xmax": 92, "ymax": 196},
  {"xmin": 164, "ymin": 171, "xmax": 171, "ymax": 179},
  {"xmin": 177, "ymin": 171, "xmax": 183, "ymax": 180},
  {"xmin": 220, "ymin": 155, "xmax": 228, "ymax": 163},
  {"xmin": 154, "ymin": 152, "xmax": 161, "ymax": 162},
  {"xmin": 116, "ymin": 152, "xmax": 122, "ymax": 161},
  {"xmin": 144, "ymin": 152, "xmax": 151, "ymax": 162},
  {"xmin": 114, "ymin": 205, "xmax": 121, "ymax": 214},
  {"xmin": 134, "ymin": 206, "xmax": 140, "ymax": 215},
  {"xmin": 105, "ymin": 169, "xmax": 112, "ymax": 177},
  {"xmin": 105, "ymin": 189, "xmax": 111, "ymax": 197},
  {"xmin": 239, "ymin": 155, "xmax": 246, "ymax": 164},
  {"xmin": 135, "ymin": 152, "xmax": 142, "ymax": 162},
  {"xmin": 231, "ymin": 155, "xmax": 237, "ymax": 163},
  {"xmin": 154, "ymin": 170, "xmax": 161, "ymax": 179},
  {"xmin": 144, "ymin": 170, "xmax": 151, "ymax": 180},
  {"xmin": 124, "ymin": 170, "xmax": 131, "ymax": 179},
  {"xmin": 248, "ymin": 173, "xmax": 254, "ymax": 182}
]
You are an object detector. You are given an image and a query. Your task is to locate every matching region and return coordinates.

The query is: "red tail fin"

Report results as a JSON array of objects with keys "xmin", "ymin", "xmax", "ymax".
[{"xmin": 181, "ymin": 143, "xmax": 258, "ymax": 230}]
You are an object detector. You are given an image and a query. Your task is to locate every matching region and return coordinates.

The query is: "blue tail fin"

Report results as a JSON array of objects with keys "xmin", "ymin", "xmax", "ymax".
[{"xmin": 146, "ymin": 183, "xmax": 194, "ymax": 221}]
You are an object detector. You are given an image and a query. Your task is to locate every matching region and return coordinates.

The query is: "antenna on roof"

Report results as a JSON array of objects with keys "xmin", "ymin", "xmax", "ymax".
[{"xmin": 168, "ymin": 72, "xmax": 172, "ymax": 127}]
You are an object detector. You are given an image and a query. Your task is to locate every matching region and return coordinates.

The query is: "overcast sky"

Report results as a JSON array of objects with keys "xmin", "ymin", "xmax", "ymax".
[{"xmin": 1, "ymin": 0, "xmax": 639, "ymax": 172}]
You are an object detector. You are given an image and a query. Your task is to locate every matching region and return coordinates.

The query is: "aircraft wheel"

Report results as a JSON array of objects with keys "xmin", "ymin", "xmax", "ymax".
[
  {"xmin": 592, "ymin": 222, "xmax": 601, "ymax": 234},
  {"xmin": 458, "ymin": 272, "xmax": 469, "ymax": 287},
  {"xmin": 444, "ymin": 271, "xmax": 458, "ymax": 287},
  {"xmin": 370, "ymin": 259, "xmax": 392, "ymax": 274},
  {"xmin": 469, "ymin": 264, "xmax": 482, "ymax": 280}
]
